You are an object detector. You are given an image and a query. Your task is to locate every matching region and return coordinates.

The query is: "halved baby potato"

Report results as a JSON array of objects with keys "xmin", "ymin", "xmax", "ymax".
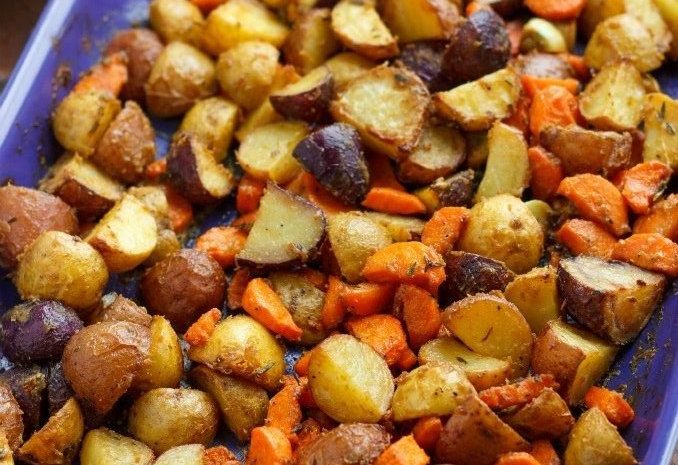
[
  {"xmin": 80, "ymin": 428, "xmax": 154, "ymax": 465},
  {"xmin": 284, "ymin": 8, "xmax": 340, "ymax": 75},
  {"xmin": 564, "ymin": 407, "xmax": 637, "ymax": 465},
  {"xmin": 331, "ymin": 0, "xmax": 399, "ymax": 60},
  {"xmin": 503, "ymin": 388, "xmax": 574, "ymax": 440},
  {"xmin": 269, "ymin": 66, "xmax": 333, "ymax": 123},
  {"xmin": 132, "ymin": 315, "xmax": 183, "ymax": 391},
  {"xmin": 380, "ymin": 0, "xmax": 460, "ymax": 43},
  {"xmin": 269, "ymin": 272, "xmax": 327, "ymax": 345},
  {"xmin": 504, "ymin": 266, "xmax": 560, "ymax": 334},
  {"xmin": 179, "ymin": 97, "xmax": 239, "ymax": 162},
  {"xmin": 396, "ymin": 125, "xmax": 466, "ymax": 185}
]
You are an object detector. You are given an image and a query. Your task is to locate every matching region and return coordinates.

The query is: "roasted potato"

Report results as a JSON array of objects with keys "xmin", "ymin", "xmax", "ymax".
[
  {"xmin": 441, "ymin": 251, "xmax": 515, "ymax": 304},
  {"xmin": 524, "ymin": 199, "xmax": 554, "ymax": 232},
  {"xmin": 145, "ymin": 42, "xmax": 216, "ymax": 117},
  {"xmin": 503, "ymin": 388, "xmax": 574, "ymax": 440},
  {"xmin": 309, "ymin": 334, "xmax": 394, "ymax": 423},
  {"xmin": 435, "ymin": 396, "xmax": 529, "ymax": 465},
  {"xmin": 434, "ymin": 67, "xmax": 521, "ymax": 131},
  {"xmin": 331, "ymin": 0, "xmax": 399, "ymax": 60},
  {"xmin": 363, "ymin": 212, "xmax": 426, "ymax": 242},
  {"xmin": 418, "ymin": 337, "xmax": 511, "ymax": 390},
  {"xmin": 62, "ymin": 321, "xmax": 150, "ymax": 415},
  {"xmin": 270, "ymin": 66, "xmax": 333, "ymax": 123},
  {"xmin": 39, "ymin": 153, "xmax": 125, "ymax": 221},
  {"xmin": 0, "ymin": 185, "xmax": 78, "ymax": 269},
  {"xmin": 284, "ymin": 9, "xmax": 340, "ymax": 74},
  {"xmin": 396, "ymin": 125, "xmax": 466, "ymax": 185},
  {"xmin": 398, "ymin": 40, "xmax": 452, "ymax": 93},
  {"xmin": 189, "ymin": 365, "xmax": 268, "ymax": 441},
  {"xmin": 149, "ymin": 0, "xmax": 204, "ymax": 46},
  {"xmin": 415, "ymin": 169, "xmax": 476, "ymax": 212},
  {"xmin": 52, "ymin": 89, "xmax": 121, "ymax": 156},
  {"xmin": 296, "ymin": 423, "xmax": 390, "ymax": 465},
  {"xmin": 236, "ymin": 183, "xmax": 326, "ymax": 270},
  {"xmin": 323, "ymin": 52, "xmax": 375, "ymax": 91},
  {"xmin": 145, "ymin": 228, "xmax": 181, "ymax": 266},
  {"xmin": 459, "ymin": 194, "xmax": 543, "ymax": 274},
  {"xmin": 14, "ymin": 231, "xmax": 108, "ymax": 313},
  {"xmin": 654, "ymin": 0, "xmax": 678, "ymax": 59},
  {"xmin": 504, "ymin": 266, "xmax": 560, "ymax": 334},
  {"xmin": 80, "ymin": 428, "xmax": 154, "ymax": 465},
  {"xmin": 141, "ymin": 249, "xmax": 226, "ymax": 331},
  {"xmin": 47, "ymin": 362, "xmax": 73, "ymax": 416},
  {"xmin": 1, "ymin": 367, "xmax": 47, "ymax": 437},
  {"xmin": 128, "ymin": 388, "xmax": 219, "ymax": 454},
  {"xmin": 0, "ymin": 382, "xmax": 24, "ymax": 451},
  {"xmin": 331, "ymin": 66, "xmax": 429, "ymax": 160},
  {"xmin": 558, "ymin": 255, "xmax": 666, "ymax": 344},
  {"xmin": 564, "ymin": 407, "xmax": 637, "ymax": 465},
  {"xmin": 270, "ymin": 272, "xmax": 327, "ymax": 345},
  {"xmin": 132, "ymin": 316, "xmax": 183, "ymax": 390},
  {"xmin": 16, "ymin": 398, "xmax": 84, "ymax": 465},
  {"xmin": 530, "ymin": 319, "xmax": 618, "ymax": 404},
  {"xmin": 188, "ymin": 315, "xmax": 286, "ymax": 390},
  {"xmin": 89, "ymin": 293, "xmax": 152, "ymax": 327},
  {"xmin": 514, "ymin": 52, "xmax": 574, "ymax": 79},
  {"xmin": 520, "ymin": 18, "xmax": 568, "ymax": 53},
  {"xmin": 179, "ymin": 97, "xmax": 239, "ymax": 162},
  {"xmin": 642, "ymin": 92, "xmax": 678, "ymax": 170},
  {"xmin": 127, "ymin": 186, "xmax": 170, "ymax": 229},
  {"xmin": 380, "ymin": 0, "xmax": 461, "ymax": 43},
  {"xmin": 153, "ymin": 445, "xmax": 204, "ymax": 465}
]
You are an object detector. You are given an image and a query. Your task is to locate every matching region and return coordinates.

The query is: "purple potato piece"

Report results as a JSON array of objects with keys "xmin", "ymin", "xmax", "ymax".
[
  {"xmin": 292, "ymin": 123, "xmax": 369, "ymax": 205},
  {"xmin": 514, "ymin": 53, "xmax": 575, "ymax": 79},
  {"xmin": 0, "ymin": 300, "xmax": 83, "ymax": 364},
  {"xmin": 398, "ymin": 41, "xmax": 453, "ymax": 93},
  {"xmin": 270, "ymin": 67, "xmax": 334, "ymax": 123},
  {"xmin": 442, "ymin": 10, "xmax": 510, "ymax": 85},
  {"xmin": 0, "ymin": 366, "xmax": 47, "ymax": 436},
  {"xmin": 474, "ymin": 0, "xmax": 523, "ymax": 18},
  {"xmin": 47, "ymin": 361, "xmax": 73, "ymax": 415},
  {"xmin": 432, "ymin": 169, "xmax": 476, "ymax": 207},
  {"xmin": 441, "ymin": 251, "xmax": 515, "ymax": 304}
]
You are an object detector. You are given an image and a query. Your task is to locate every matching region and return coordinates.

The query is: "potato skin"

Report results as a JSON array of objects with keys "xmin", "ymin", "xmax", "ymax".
[
  {"xmin": 503, "ymin": 388, "xmax": 574, "ymax": 440},
  {"xmin": 0, "ymin": 382, "xmax": 24, "ymax": 451},
  {"xmin": 296, "ymin": 423, "xmax": 391, "ymax": 465},
  {"xmin": 514, "ymin": 52, "xmax": 574, "ymax": 79},
  {"xmin": 1, "ymin": 367, "xmax": 47, "ymax": 436},
  {"xmin": 47, "ymin": 362, "xmax": 73, "ymax": 416},
  {"xmin": 104, "ymin": 28, "xmax": 164, "ymax": 103},
  {"xmin": 128, "ymin": 388, "xmax": 219, "ymax": 454},
  {"xmin": 140, "ymin": 249, "xmax": 226, "ymax": 332},
  {"xmin": 398, "ymin": 40, "xmax": 452, "ymax": 93},
  {"xmin": 89, "ymin": 293, "xmax": 153, "ymax": 327},
  {"xmin": 0, "ymin": 185, "xmax": 78, "ymax": 269},
  {"xmin": 149, "ymin": 0, "xmax": 204, "ymax": 46},
  {"xmin": 441, "ymin": 251, "xmax": 515, "ymax": 304}
]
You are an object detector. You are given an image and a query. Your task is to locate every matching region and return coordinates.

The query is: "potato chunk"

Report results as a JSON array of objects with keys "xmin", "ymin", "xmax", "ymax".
[
  {"xmin": 309, "ymin": 334, "xmax": 394, "ymax": 423},
  {"xmin": 284, "ymin": 8, "xmax": 340, "ymax": 75},
  {"xmin": 504, "ymin": 388, "xmax": 574, "ymax": 440},
  {"xmin": 396, "ymin": 125, "xmax": 466, "ymax": 185},
  {"xmin": 270, "ymin": 272, "xmax": 327, "ymax": 345},
  {"xmin": 80, "ymin": 428, "xmax": 154, "ymax": 465},
  {"xmin": 564, "ymin": 407, "xmax": 637, "ymax": 465},
  {"xmin": 557, "ymin": 255, "xmax": 666, "ymax": 344},
  {"xmin": 149, "ymin": 0, "xmax": 204, "ymax": 47},
  {"xmin": 132, "ymin": 316, "xmax": 183, "ymax": 391},
  {"xmin": 331, "ymin": 0, "xmax": 399, "ymax": 60},
  {"xmin": 504, "ymin": 266, "xmax": 560, "ymax": 334},
  {"xmin": 642, "ymin": 92, "xmax": 678, "ymax": 170},
  {"xmin": 296, "ymin": 423, "xmax": 390, "ymax": 465},
  {"xmin": 441, "ymin": 251, "xmax": 515, "ymax": 304},
  {"xmin": 179, "ymin": 97, "xmax": 239, "ymax": 162},
  {"xmin": 380, "ymin": 0, "xmax": 460, "ymax": 43}
]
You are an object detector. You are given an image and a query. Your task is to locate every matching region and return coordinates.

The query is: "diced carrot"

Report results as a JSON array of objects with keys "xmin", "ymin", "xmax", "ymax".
[
  {"xmin": 191, "ymin": 0, "xmax": 225, "ymax": 14},
  {"xmin": 246, "ymin": 426, "xmax": 293, "ymax": 465},
  {"xmin": 231, "ymin": 211, "xmax": 258, "ymax": 230},
  {"xmin": 321, "ymin": 276, "xmax": 347, "ymax": 329},
  {"xmin": 503, "ymin": 91, "xmax": 532, "ymax": 137},
  {"xmin": 288, "ymin": 172, "xmax": 351, "ymax": 215},
  {"xmin": 374, "ymin": 435, "xmax": 430, "ymax": 465},
  {"xmin": 465, "ymin": 1, "xmax": 492, "ymax": 15},
  {"xmin": 340, "ymin": 282, "xmax": 396, "ymax": 316},
  {"xmin": 527, "ymin": 146, "xmax": 564, "ymax": 201},
  {"xmin": 145, "ymin": 158, "xmax": 167, "ymax": 181},
  {"xmin": 204, "ymin": 446, "xmax": 239, "ymax": 465},
  {"xmin": 530, "ymin": 440, "xmax": 560, "ymax": 465},
  {"xmin": 74, "ymin": 52, "xmax": 128, "ymax": 96},
  {"xmin": 184, "ymin": 308, "xmax": 221, "ymax": 347},
  {"xmin": 611, "ymin": 233, "xmax": 678, "ymax": 277},
  {"xmin": 555, "ymin": 219, "xmax": 617, "ymax": 260},
  {"xmin": 242, "ymin": 278, "xmax": 303, "ymax": 341},
  {"xmin": 346, "ymin": 314, "xmax": 409, "ymax": 366},
  {"xmin": 524, "ymin": 0, "xmax": 586, "ymax": 20},
  {"xmin": 362, "ymin": 242, "xmax": 446, "ymax": 294},
  {"xmin": 393, "ymin": 284, "xmax": 441, "ymax": 350},
  {"xmin": 521, "ymin": 75, "xmax": 579, "ymax": 98},
  {"xmin": 584, "ymin": 386, "xmax": 635, "ymax": 428},
  {"xmin": 529, "ymin": 86, "xmax": 580, "ymax": 138},
  {"xmin": 266, "ymin": 376, "xmax": 302, "ymax": 440},
  {"xmin": 368, "ymin": 152, "xmax": 405, "ymax": 191},
  {"xmin": 412, "ymin": 417, "xmax": 443, "ymax": 451},
  {"xmin": 557, "ymin": 174, "xmax": 630, "ymax": 236},
  {"xmin": 237, "ymin": 175, "xmax": 266, "ymax": 215},
  {"xmin": 294, "ymin": 350, "xmax": 313, "ymax": 376},
  {"xmin": 298, "ymin": 377, "xmax": 317, "ymax": 408},
  {"xmin": 479, "ymin": 375, "xmax": 559, "ymax": 410},
  {"xmin": 164, "ymin": 184, "xmax": 194, "ymax": 233},
  {"xmin": 506, "ymin": 20, "xmax": 524, "ymax": 57},
  {"xmin": 422, "ymin": 207, "xmax": 470, "ymax": 256},
  {"xmin": 634, "ymin": 194, "xmax": 678, "ymax": 241},
  {"xmin": 616, "ymin": 161, "xmax": 672, "ymax": 215},
  {"xmin": 362, "ymin": 187, "xmax": 427, "ymax": 215},
  {"xmin": 195, "ymin": 226, "xmax": 248, "ymax": 269},
  {"xmin": 561, "ymin": 54, "xmax": 591, "ymax": 82},
  {"xmin": 495, "ymin": 452, "xmax": 542, "ymax": 465},
  {"xmin": 396, "ymin": 347, "xmax": 418, "ymax": 370},
  {"xmin": 300, "ymin": 269, "xmax": 327, "ymax": 290},
  {"xmin": 227, "ymin": 268, "xmax": 251, "ymax": 310}
]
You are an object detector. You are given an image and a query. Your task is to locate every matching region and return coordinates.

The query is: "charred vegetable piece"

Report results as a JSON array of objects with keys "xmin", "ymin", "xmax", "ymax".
[
  {"xmin": 1, "ymin": 367, "xmax": 47, "ymax": 437},
  {"xmin": 270, "ymin": 66, "xmax": 334, "ymax": 123},
  {"xmin": 398, "ymin": 41, "xmax": 452, "ymax": 93},
  {"xmin": 441, "ymin": 251, "xmax": 515, "ymax": 304}
]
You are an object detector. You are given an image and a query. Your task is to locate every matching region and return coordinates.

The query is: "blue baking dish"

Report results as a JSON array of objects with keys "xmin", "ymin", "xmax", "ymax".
[{"xmin": 0, "ymin": 0, "xmax": 677, "ymax": 462}]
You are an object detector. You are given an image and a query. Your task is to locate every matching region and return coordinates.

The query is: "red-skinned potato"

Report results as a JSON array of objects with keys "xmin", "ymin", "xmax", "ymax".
[
  {"xmin": 296, "ymin": 423, "xmax": 391, "ymax": 465},
  {"xmin": 269, "ymin": 66, "xmax": 334, "ymax": 123},
  {"xmin": 515, "ymin": 52, "xmax": 574, "ymax": 79}
]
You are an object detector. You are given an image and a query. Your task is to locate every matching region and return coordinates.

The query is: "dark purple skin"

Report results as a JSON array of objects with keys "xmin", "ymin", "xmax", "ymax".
[
  {"xmin": 0, "ymin": 366, "xmax": 47, "ymax": 436},
  {"xmin": 398, "ymin": 41, "xmax": 453, "ymax": 93},
  {"xmin": 270, "ymin": 74, "xmax": 334, "ymax": 124},
  {"xmin": 442, "ymin": 9, "xmax": 510, "ymax": 85},
  {"xmin": 167, "ymin": 133, "xmax": 224, "ymax": 206},
  {"xmin": 441, "ymin": 251, "xmax": 515, "ymax": 305},
  {"xmin": 47, "ymin": 361, "xmax": 73, "ymax": 415},
  {"xmin": 432, "ymin": 169, "xmax": 476, "ymax": 207},
  {"xmin": 292, "ymin": 123, "xmax": 370, "ymax": 205},
  {"xmin": 0, "ymin": 300, "xmax": 83, "ymax": 364},
  {"xmin": 475, "ymin": 0, "xmax": 523, "ymax": 18}
]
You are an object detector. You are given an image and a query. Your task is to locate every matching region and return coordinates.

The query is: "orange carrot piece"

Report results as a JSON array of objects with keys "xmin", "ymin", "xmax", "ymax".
[
  {"xmin": 301, "ymin": 269, "xmax": 327, "ymax": 290},
  {"xmin": 503, "ymin": 91, "xmax": 532, "ymax": 137},
  {"xmin": 397, "ymin": 347, "xmax": 418, "ymax": 370},
  {"xmin": 227, "ymin": 268, "xmax": 250, "ymax": 310},
  {"xmin": 616, "ymin": 161, "xmax": 672, "ymax": 215},
  {"xmin": 246, "ymin": 426, "xmax": 293, "ymax": 465},
  {"xmin": 362, "ymin": 187, "xmax": 427, "ymax": 215},
  {"xmin": 528, "ymin": 146, "xmax": 564, "ymax": 201},
  {"xmin": 164, "ymin": 184, "xmax": 194, "ymax": 233},
  {"xmin": 524, "ymin": 0, "xmax": 586, "ymax": 20},
  {"xmin": 231, "ymin": 211, "xmax": 258, "ymax": 230},
  {"xmin": 479, "ymin": 375, "xmax": 559, "ymax": 410},
  {"xmin": 346, "ymin": 314, "xmax": 409, "ymax": 366},
  {"xmin": 321, "ymin": 276, "xmax": 347, "ymax": 329},
  {"xmin": 611, "ymin": 233, "xmax": 678, "ymax": 277},
  {"xmin": 530, "ymin": 440, "xmax": 560, "ymax": 465},
  {"xmin": 412, "ymin": 417, "xmax": 443, "ymax": 451},
  {"xmin": 191, "ymin": 0, "xmax": 225, "ymax": 14},
  {"xmin": 195, "ymin": 226, "xmax": 247, "ymax": 269},
  {"xmin": 184, "ymin": 308, "xmax": 221, "ymax": 347},
  {"xmin": 561, "ymin": 54, "xmax": 591, "ymax": 82},
  {"xmin": 145, "ymin": 158, "xmax": 167, "ymax": 181},
  {"xmin": 288, "ymin": 172, "xmax": 351, "ymax": 215},
  {"xmin": 394, "ymin": 284, "xmax": 442, "ymax": 350},
  {"xmin": 266, "ymin": 377, "xmax": 302, "ymax": 440},
  {"xmin": 340, "ymin": 282, "xmax": 396, "ymax": 316},
  {"xmin": 557, "ymin": 174, "xmax": 630, "ymax": 236},
  {"xmin": 374, "ymin": 435, "xmax": 430, "ymax": 465},
  {"xmin": 495, "ymin": 452, "xmax": 542, "ymax": 465},
  {"xmin": 362, "ymin": 242, "xmax": 446, "ymax": 294},
  {"xmin": 237, "ymin": 175, "xmax": 266, "ymax": 215},
  {"xmin": 584, "ymin": 386, "xmax": 635, "ymax": 428},
  {"xmin": 465, "ymin": 1, "xmax": 492, "ymax": 15},
  {"xmin": 204, "ymin": 446, "xmax": 239, "ymax": 465},
  {"xmin": 421, "ymin": 207, "xmax": 470, "ymax": 256},
  {"xmin": 555, "ymin": 219, "xmax": 617, "ymax": 260},
  {"xmin": 506, "ymin": 20, "xmax": 523, "ymax": 56},
  {"xmin": 294, "ymin": 350, "xmax": 313, "ymax": 376},
  {"xmin": 530, "ymin": 86, "xmax": 580, "ymax": 138},
  {"xmin": 521, "ymin": 75, "xmax": 579, "ymax": 98},
  {"xmin": 634, "ymin": 194, "xmax": 678, "ymax": 241},
  {"xmin": 298, "ymin": 376, "xmax": 317, "ymax": 408},
  {"xmin": 74, "ymin": 52, "xmax": 128, "ymax": 96},
  {"xmin": 368, "ymin": 152, "xmax": 405, "ymax": 191},
  {"xmin": 242, "ymin": 278, "xmax": 303, "ymax": 341}
]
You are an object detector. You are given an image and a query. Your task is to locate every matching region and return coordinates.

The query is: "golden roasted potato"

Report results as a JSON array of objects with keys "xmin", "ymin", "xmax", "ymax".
[
  {"xmin": 442, "ymin": 293, "xmax": 534, "ymax": 377},
  {"xmin": 52, "ymin": 89, "xmax": 121, "ymax": 156},
  {"xmin": 14, "ymin": 231, "xmax": 108, "ymax": 313},
  {"xmin": 459, "ymin": 194, "xmax": 543, "ymax": 274},
  {"xmin": 190, "ymin": 365, "xmax": 268, "ymax": 441},
  {"xmin": 504, "ymin": 266, "xmax": 560, "ymax": 334},
  {"xmin": 188, "ymin": 315, "xmax": 285, "ymax": 390},
  {"xmin": 380, "ymin": 0, "xmax": 460, "ymax": 43},
  {"xmin": 331, "ymin": 0, "xmax": 399, "ymax": 60},
  {"xmin": 363, "ymin": 212, "xmax": 425, "ymax": 242},
  {"xmin": 145, "ymin": 228, "xmax": 181, "ymax": 266},
  {"xmin": 284, "ymin": 9, "xmax": 340, "ymax": 75},
  {"xmin": 308, "ymin": 334, "xmax": 394, "ymax": 423},
  {"xmin": 392, "ymin": 364, "xmax": 476, "ymax": 421},
  {"xmin": 89, "ymin": 293, "xmax": 153, "ymax": 326},
  {"xmin": 270, "ymin": 272, "xmax": 327, "ymax": 345},
  {"xmin": 465, "ymin": 130, "xmax": 489, "ymax": 168},
  {"xmin": 642, "ymin": 92, "xmax": 678, "ymax": 170},
  {"xmin": 179, "ymin": 97, "xmax": 239, "ymax": 162},
  {"xmin": 654, "ymin": 0, "xmax": 678, "ymax": 59},
  {"xmin": 128, "ymin": 388, "xmax": 219, "ymax": 454},
  {"xmin": 80, "ymin": 428, "xmax": 154, "ymax": 465},
  {"xmin": 530, "ymin": 319, "xmax": 618, "ymax": 404},
  {"xmin": 153, "ymin": 445, "xmax": 203, "ymax": 465},
  {"xmin": 132, "ymin": 316, "xmax": 183, "ymax": 391},
  {"xmin": 296, "ymin": 423, "xmax": 391, "ymax": 465},
  {"xmin": 396, "ymin": 125, "xmax": 466, "ymax": 185},
  {"xmin": 503, "ymin": 388, "xmax": 574, "ymax": 440},
  {"xmin": 149, "ymin": 0, "xmax": 204, "ymax": 46},
  {"xmin": 0, "ymin": 432, "xmax": 14, "ymax": 465},
  {"xmin": 0, "ymin": 382, "xmax": 24, "ymax": 451},
  {"xmin": 564, "ymin": 407, "xmax": 637, "ymax": 465},
  {"xmin": 269, "ymin": 66, "xmax": 333, "ymax": 123},
  {"xmin": 323, "ymin": 52, "xmax": 375, "ymax": 91},
  {"xmin": 524, "ymin": 199, "xmax": 553, "ymax": 233},
  {"xmin": 127, "ymin": 185, "xmax": 170, "ymax": 229},
  {"xmin": 520, "ymin": 18, "xmax": 568, "ymax": 53}
]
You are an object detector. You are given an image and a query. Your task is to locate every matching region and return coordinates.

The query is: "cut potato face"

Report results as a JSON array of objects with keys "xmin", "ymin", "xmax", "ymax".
[
  {"xmin": 396, "ymin": 125, "xmax": 466, "ymax": 185},
  {"xmin": 269, "ymin": 66, "xmax": 333, "ymax": 123},
  {"xmin": 284, "ymin": 8, "xmax": 340, "ymax": 75},
  {"xmin": 380, "ymin": 0, "xmax": 461, "ymax": 43},
  {"xmin": 642, "ymin": 92, "xmax": 678, "ymax": 170},
  {"xmin": 80, "ymin": 428, "xmax": 154, "ymax": 465},
  {"xmin": 149, "ymin": 0, "xmax": 204, "ymax": 47},
  {"xmin": 363, "ymin": 212, "xmax": 426, "ymax": 242},
  {"xmin": 331, "ymin": 0, "xmax": 399, "ymax": 60},
  {"xmin": 654, "ymin": 0, "xmax": 678, "ymax": 59},
  {"xmin": 323, "ymin": 52, "xmax": 375, "ymax": 91},
  {"xmin": 504, "ymin": 388, "xmax": 574, "ymax": 440},
  {"xmin": 270, "ymin": 272, "xmax": 327, "ymax": 345},
  {"xmin": 132, "ymin": 316, "xmax": 183, "ymax": 391},
  {"xmin": 441, "ymin": 251, "xmax": 515, "ymax": 304},
  {"xmin": 309, "ymin": 334, "xmax": 394, "ymax": 423},
  {"xmin": 564, "ymin": 407, "xmax": 637, "ymax": 465},
  {"xmin": 154, "ymin": 445, "xmax": 204, "ymax": 465},
  {"xmin": 331, "ymin": 66, "xmax": 429, "ymax": 160},
  {"xmin": 179, "ymin": 97, "xmax": 239, "ymax": 162},
  {"xmin": 504, "ymin": 266, "xmax": 560, "ymax": 334}
]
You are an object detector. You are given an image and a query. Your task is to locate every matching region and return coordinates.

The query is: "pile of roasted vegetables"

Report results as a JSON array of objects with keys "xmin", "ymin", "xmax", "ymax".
[{"xmin": 0, "ymin": 0, "xmax": 677, "ymax": 463}]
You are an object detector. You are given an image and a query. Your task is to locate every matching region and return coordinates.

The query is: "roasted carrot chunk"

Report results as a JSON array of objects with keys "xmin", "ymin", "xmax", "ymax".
[
  {"xmin": 321, "ymin": 276, "xmax": 346, "ymax": 329},
  {"xmin": 412, "ymin": 417, "xmax": 443, "ymax": 451},
  {"xmin": 237, "ymin": 175, "xmax": 266, "ymax": 215},
  {"xmin": 164, "ymin": 184, "xmax": 194, "ymax": 233},
  {"xmin": 246, "ymin": 426, "xmax": 293, "ymax": 465},
  {"xmin": 611, "ymin": 233, "xmax": 678, "ymax": 277},
  {"xmin": 74, "ymin": 52, "xmax": 128, "ymax": 96},
  {"xmin": 227, "ymin": 268, "xmax": 251, "ymax": 310},
  {"xmin": 521, "ymin": 75, "xmax": 579, "ymax": 98},
  {"xmin": 530, "ymin": 86, "xmax": 581, "ymax": 138},
  {"xmin": 294, "ymin": 350, "xmax": 313, "ymax": 377},
  {"xmin": 195, "ymin": 226, "xmax": 248, "ymax": 269},
  {"xmin": 242, "ymin": 278, "xmax": 303, "ymax": 341},
  {"xmin": 561, "ymin": 54, "xmax": 591, "ymax": 81},
  {"xmin": 374, "ymin": 435, "xmax": 430, "ymax": 465},
  {"xmin": 393, "ymin": 284, "xmax": 442, "ymax": 350},
  {"xmin": 346, "ymin": 314, "xmax": 409, "ymax": 366},
  {"xmin": 633, "ymin": 194, "xmax": 678, "ymax": 241},
  {"xmin": 527, "ymin": 146, "xmax": 564, "ymax": 201},
  {"xmin": 479, "ymin": 375, "xmax": 559, "ymax": 410},
  {"xmin": 231, "ymin": 211, "xmax": 258, "ymax": 229},
  {"xmin": 368, "ymin": 152, "xmax": 405, "ymax": 191},
  {"xmin": 266, "ymin": 376, "xmax": 302, "ymax": 440},
  {"xmin": 362, "ymin": 187, "xmax": 427, "ymax": 215},
  {"xmin": 503, "ymin": 92, "xmax": 532, "ymax": 137},
  {"xmin": 184, "ymin": 308, "xmax": 221, "ymax": 347},
  {"xmin": 396, "ymin": 347, "xmax": 418, "ymax": 370},
  {"xmin": 530, "ymin": 440, "xmax": 560, "ymax": 465},
  {"xmin": 584, "ymin": 386, "xmax": 635, "ymax": 428},
  {"xmin": 524, "ymin": 0, "xmax": 586, "ymax": 20},
  {"xmin": 555, "ymin": 219, "xmax": 618, "ymax": 260},
  {"xmin": 616, "ymin": 161, "xmax": 672, "ymax": 215},
  {"xmin": 495, "ymin": 452, "xmax": 542, "ymax": 465},
  {"xmin": 421, "ymin": 207, "xmax": 470, "ymax": 256},
  {"xmin": 204, "ymin": 446, "xmax": 239, "ymax": 465},
  {"xmin": 340, "ymin": 282, "xmax": 395, "ymax": 316}
]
